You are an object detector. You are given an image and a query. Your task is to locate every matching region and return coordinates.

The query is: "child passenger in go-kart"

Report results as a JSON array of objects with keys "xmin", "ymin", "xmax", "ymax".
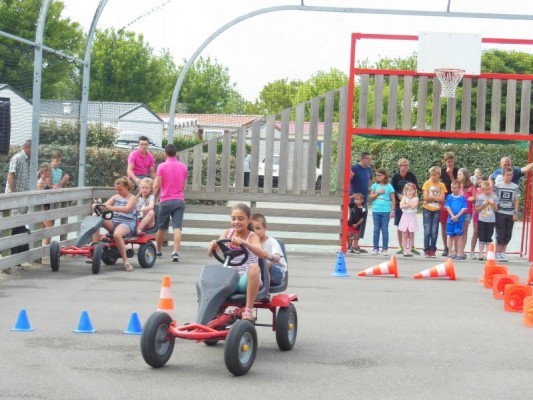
[
  {"xmin": 208, "ymin": 203, "xmax": 267, "ymax": 321},
  {"xmin": 251, "ymin": 213, "xmax": 287, "ymax": 286},
  {"xmin": 136, "ymin": 177, "xmax": 155, "ymax": 235},
  {"xmin": 92, "ymin": 177, "xmax": 138, "ymax": 272}
]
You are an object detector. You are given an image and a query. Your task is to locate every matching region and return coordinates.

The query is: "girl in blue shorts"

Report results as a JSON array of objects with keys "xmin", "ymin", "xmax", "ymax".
[
  {"xmin": 92, "ymin": 177, "xmax": 138, "ymax": 271},
  {"xmin": 208, "ymin": 203, "xmax": 267, "ymax": 321}
]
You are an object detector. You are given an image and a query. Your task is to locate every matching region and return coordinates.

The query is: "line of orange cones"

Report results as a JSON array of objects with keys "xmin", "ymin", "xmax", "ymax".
[{"xmin": 332, "ymin": 243, "xmax": 533, "ymax": 327}]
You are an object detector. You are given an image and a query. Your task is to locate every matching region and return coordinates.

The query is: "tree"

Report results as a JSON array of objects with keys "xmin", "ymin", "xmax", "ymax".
[
  {"xmin": 89, "ymin": 28, "xmax": 178, "ymax": 110},
  {"xmin": 179, "ymin": 56, "xmax": 238, "ymax": 114},
  {"xmin": 0, "ymin": 0, "xmax": 84, "ymax": 99},
  {"xmin": 256, "ymin": 79, "xmax": 302, "ymax": 115}
]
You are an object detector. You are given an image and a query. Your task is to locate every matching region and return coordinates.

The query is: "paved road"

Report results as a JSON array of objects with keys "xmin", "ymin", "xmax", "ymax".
[{"xmin": 1, "ymin": 247, "xmax": 532, "ymax": 400}]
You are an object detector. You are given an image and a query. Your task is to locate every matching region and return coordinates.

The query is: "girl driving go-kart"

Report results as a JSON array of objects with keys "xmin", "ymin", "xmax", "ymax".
[{"xmin": 208, "ymin": 203, "xmax": 267, "ymax": 320}]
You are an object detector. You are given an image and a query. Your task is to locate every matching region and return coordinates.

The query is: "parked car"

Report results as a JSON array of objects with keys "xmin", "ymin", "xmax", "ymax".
[
  {"xmin": 258, "ymin": 155, "xmax": 322, "ymax": 190},
  {"xmin": 114, "ymin": 139, "xmax": 164, "ymax": 153}
]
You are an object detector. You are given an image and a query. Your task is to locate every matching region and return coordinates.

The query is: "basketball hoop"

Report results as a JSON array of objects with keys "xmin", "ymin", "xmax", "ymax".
[{"xmin": 435, "ymin": 68, "xmax": 465, "ymax": 98}]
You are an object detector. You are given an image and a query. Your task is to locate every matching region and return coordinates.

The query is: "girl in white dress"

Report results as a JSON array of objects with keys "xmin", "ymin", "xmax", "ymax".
[{"xmin": 398, "ymin": 183, "xmax": 419, "ymax": 257}]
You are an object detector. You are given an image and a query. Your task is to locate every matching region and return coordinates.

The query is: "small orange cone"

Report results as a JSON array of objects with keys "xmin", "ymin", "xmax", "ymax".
[
  {"xmin": 503, "ymin": 284, "xmax": 532, "ymax": 313},
  {"xmin": 523, "ymin": 296, "xmax": 533, "ymax": 327},
  {"xmin": 358, "ymin": 256, "xmax": 398, "ymax": 278},
  {"xmin": 483, "ymin": 265, "xmax": 508, "ymax": 289},
  {"xmin": 526, "ymin": 265, "xmax": 533, "ymax": 286},
  {"xmin": 413, "ymin": 258, "xmax": 456, "ymax": 280},
  {"xmin": 157, "ymin": 275, "xmax": 175, "ymax": 320},
  {"xmin": 492, "ymin": 274, "xmax": 520, "ymax": 299},
  {"xmin": 485, "ymin": 243, "xmax": 496, "ymax": 267}
]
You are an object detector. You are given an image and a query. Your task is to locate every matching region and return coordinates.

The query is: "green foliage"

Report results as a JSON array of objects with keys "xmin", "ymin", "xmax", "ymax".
[
  {"xmin": 161, "ymin": 135, "xmax": 203, "ymax": 151},
  {"xmin": 40, "ymin": 121, "xmax": 118, "ymax": 147},
  {"xmin": 0, "ymin": 0, "xmax": 84, "ymax": 99}
]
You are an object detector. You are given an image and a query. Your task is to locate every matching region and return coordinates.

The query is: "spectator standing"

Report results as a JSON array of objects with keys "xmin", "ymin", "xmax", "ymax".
[
  {"xmin": 422, "ymin": 166, "xmax": 446, "ymax": 258},
  {"xmin": 391, "ymin": 158, "xmax": 419, "ymax": 254},
  {"xmin": 153, "ymin": 144, "xmax": 188, "ymax": 262},
  {"xmin": 50, "ymin": 151, "xmax": 70, "ymax": 188},
  {"xmin": 127, "ymin": 136, "xmax": 156, "ymax": 188},
  {"xmin": 494, "ymin": 167, "xmax": 520, "ymax": 262},
  {"xmin": 457, "ymin": 168, "xmax": 476, "ymax": 260},
  {"xmin": 243, "ymin": 152, "xmax": 251, "ymax": 187},
  {"xmin": 470, "ymin": 168, "xmax": 483, "ymax": 187},
  {"xmin": 490, "ymin": 156, "xmax": 533, "ymax": 186},
  {"xmin": 398, "ymin": 183, "xmax": 419, "ymax": 257},
  {"xmin": 5, "ymin": 139, "xmax": 31, "ymax": 217},
  {"xmin": 474, "ymin": 180, "xmax": 499, "ymax": 261},
  {"xmin": 439, "ymin": 152, "xmax": 458, "ymax": 256},
  {"xmin": 444, "ymin": 181, "xmax": 468, "ymax": 260},
  {"xmin": 368, "ymin": 168, "xmax": 395, "ymax": 255},
  {"xmin": 349, "ymin": 152, "xmax": 373, "ymax": 245}
]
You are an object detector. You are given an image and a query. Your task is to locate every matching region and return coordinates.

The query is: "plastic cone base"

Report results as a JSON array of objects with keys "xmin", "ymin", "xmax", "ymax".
[
  {"xmin": 523, "ymin": 296, "xmax": 533, "ymax": 327},
  {"xmin": 74, "ymin": 310, "xmax": 96, "ymax": 333},
  {"xmin": 504, "ymin": 284, "xmax": 533, "ymax": 313},
  {"xmin": 11, "ymin": 309, "xmax": 34, "ymax": 332},
  {"xmin": 358, "ymin": 256, "xmax": 398, "ymax": 278},
  {"xmin": 483, "ymin": 265, "xmax": 509, "ymax": 289},
  {"xmin": 123, "ymin": 312, "xmax": 142, "ymax": 335},
  {"xmin": 331, "ymin": 252, "xmax": 350, "ymax": 277},
  {"xmin": 413, "ymin": 258, "xmax": 455, "ymax": 280}
]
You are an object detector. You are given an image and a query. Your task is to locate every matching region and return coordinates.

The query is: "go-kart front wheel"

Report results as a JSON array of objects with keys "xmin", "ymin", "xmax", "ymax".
[
  {"xmin": 138, "ymin": 242, "xmax": 156, "ymax": 269},
  {"xmin": 50, "ymin": 241, "xmax": 60, "ymax": 272},
  {"xmin": 91, "ymin": 243, "xmax": 102, "ymax": 275},
  {"xmin": 224, "ymin": 320, "xmax": 257, "ymax": 376},
  {"xmin": 141, "ymin": 312, "xmax": 175, "ymax": 368},
  {"xmin": 276, "ymin": 303, "xmax": 298, "ymax": 351}
]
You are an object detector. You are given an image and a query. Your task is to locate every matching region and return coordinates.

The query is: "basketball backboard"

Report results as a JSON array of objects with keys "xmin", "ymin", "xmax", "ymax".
[{"xmin": 417, "ymin": 32, "xmax": 482, "ymax": 75}]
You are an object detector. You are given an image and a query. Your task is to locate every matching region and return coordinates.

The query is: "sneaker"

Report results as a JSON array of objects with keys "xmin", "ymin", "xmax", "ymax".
[
  {"xmin": 412, "ymin": 248, "xmax": 421, "ymax": 256},
  {"xmin": 403, "ymin": 253, "xmax": 413, "ymax": 257},
  {"xmin": 478, "ymin": 256, "xmax": 485, "ymax": 262},
  {"xmin": 430, "ymin": 251, "xmax": 436, "ymax": 258},
  {"xmin": 424, "ymin": 250, "xmax": 430, "ymax": 258},
  {"xmin": 348, "ymin": 248, "xmax": 356, "ymax": 254},
  {"xmin": 354, "ymin": 249, "xmax": 361, "ymax": 254},
  {"xmin": 470, "ymin": 252, "xmax": 477, "ymax": 260},
  {"xmin": 372, "ymin": 249, "xmax": 378, "ymax": 255},
  {"xmin": 499, "ymin": 253, "xmax": 508, "ymax": 262},
  {"xmin": 171, "ymin": 252, "xmax": 179, "ymax": 262},
  {"xmin": 156, "ymin": 251, "xmax": 163, "ymax": 258},
  {"xmin": 381, "ymin": 249, "xmax": 388, "ymax": 256},
  {"xmin": 495, "ymin": 253, "xmax": 502, "ymax": 260},
  {"xmin": 358, "ymin": 248, "xmax": 368, "ymax": 254},
  {"xmin": 396, "ymin": 247, "xmax": 404, "ymax": 255},
  {"xmin": 442, "ymin": 247, "xmax": 449, "ymax": 257}
]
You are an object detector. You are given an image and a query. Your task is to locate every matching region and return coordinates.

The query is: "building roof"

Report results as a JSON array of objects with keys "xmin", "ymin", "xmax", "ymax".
[
  {"xmin": 40, "ymin": 100, "xmax": 163, "ymax": 122},
  {"xmin": 0, "ymin": 84, "xmax": 32, "ymax": 104}
]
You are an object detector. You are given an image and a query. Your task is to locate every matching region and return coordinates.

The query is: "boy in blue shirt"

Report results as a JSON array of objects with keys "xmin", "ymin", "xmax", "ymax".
[{"xmin": 444, "ymin": 180, "xmax": 467, "ymax": 260}]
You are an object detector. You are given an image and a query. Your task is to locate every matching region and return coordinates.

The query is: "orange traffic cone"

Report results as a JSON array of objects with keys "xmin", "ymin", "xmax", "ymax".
[
  {"xmin": 492, "ymin": 274, "xmax": 520, "ymax": 300},
  {"xmin": 526, "ymin": 265, "xmax": 533, "ymax": 286},
  {"xmin": 483, "ymin": 265, "xmax": 508, "ymax": 289},
  {"xmin": 413, "ymin": 258, "xmax": 456, "ymax": 280},
  {"xmin": 503, "ymin": 284, "xmax": 532, "ymax": 313},
  {"xmin": 358, "ymin": 256, "xmax": 398, "ymax": 278},
  {"xmin": 485, "ymin": 243, "xmax": 496, "ymax": 267},
  {"xmin": 523, "ymin": 296, "xmax": 533, "ymax": 327},
  {"xmin": 157, "ymin": 275, "xmax": 175, "ymax": 320}
]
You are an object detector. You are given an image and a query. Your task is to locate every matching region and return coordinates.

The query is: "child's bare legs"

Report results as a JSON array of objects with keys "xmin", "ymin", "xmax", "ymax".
[
  {"xmin": 402, "ymin": 231, "xmax": 410, "ymax": 255},
  {"xmin": 459, "ymin": 220, "xmax": 470, "ymax": 256},
  {"xmin": 470, "ymin": 221, "xmax": 478, "ymax": 256},
  {"xmin": 42, "ymin": 219, "xmax": 54, "ymax": 246},
  {"xmin": 441, "ymin": 224, "xmax": 448, "ymax": 251},
  {"xmin": 352, "ymin": 233, "xmax": 360, "ymax": 251},
  {"xmin": 408, "ymin": 232, "xmax": 414, "ymax": 254},
  {"xmin": 478, "ymin": 242, "xmax": 486, "ymax": 259},
  {"xmin": 92, "ymin": 219, "xmax": 114, "ymax": 243},
  {"xmin": 113, "ymin": 223, "xmax": 132, "ymax": 269},
  {"xmin": 397, "ymin": 229, "xmax": 403, "ymax": 250},
  {"xmin": 137, "ymin": 210, "xmax": 155, "ymax": 232},
  {"xmin": 245, "ymin": 263, "xmax": 261, "ymax": 309}
]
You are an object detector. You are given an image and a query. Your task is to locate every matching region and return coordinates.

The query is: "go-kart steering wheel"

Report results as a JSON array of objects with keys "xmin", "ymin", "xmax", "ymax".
[
  {"xmin": 212, "ymin": 239, "xmax": 249, "ymax": 267},
  {"xmin": 94, "ymin": 204, "xmax": 114, "ymax": 220}
]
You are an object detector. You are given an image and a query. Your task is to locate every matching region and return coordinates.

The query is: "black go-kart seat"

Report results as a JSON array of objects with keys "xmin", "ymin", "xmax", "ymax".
[{"xmin": 76, "ymin": 216, "xmax": 105, "ymax": 247}]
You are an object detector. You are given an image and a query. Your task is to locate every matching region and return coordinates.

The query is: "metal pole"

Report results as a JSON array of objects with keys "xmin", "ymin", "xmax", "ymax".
[
  {"xmin": 166, "ymin": 4, "xmax": 533, "ymax": 142},
  {"xmin": 29, "ymin": 0, "xmax": 51, "ymax": 191},
  {"xmin": 78, "ymin": 0, "xmax": 108, "ymax": 187}
]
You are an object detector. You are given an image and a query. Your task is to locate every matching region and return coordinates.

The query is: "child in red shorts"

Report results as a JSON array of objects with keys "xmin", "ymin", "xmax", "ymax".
[{"xmin": 348, "ymin": 193, "xmax": 368, "ymax": 254}]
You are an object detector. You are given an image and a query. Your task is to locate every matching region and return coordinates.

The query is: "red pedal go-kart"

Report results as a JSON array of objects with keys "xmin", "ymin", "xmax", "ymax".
[
  {"xmin": 49, "ymin": 204, "xmax": 157, "ymax": 274},
  {"xmin": 140, "ymin": 239, "xmax": 298, "ymax": 376}
]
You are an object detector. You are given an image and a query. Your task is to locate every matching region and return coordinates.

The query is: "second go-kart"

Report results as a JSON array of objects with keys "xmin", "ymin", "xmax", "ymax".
[
  {"xmin": 49, "ymin": 204, "xmax": 157, "ymax": 274},
  {"xmin": 141, "ymin": 239, "xmax": 298, "ymax": 376}
]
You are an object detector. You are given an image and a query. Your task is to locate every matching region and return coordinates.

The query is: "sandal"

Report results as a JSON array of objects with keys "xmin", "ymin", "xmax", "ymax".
[
  {"xmin": 124, "ymin": 262, "xmax": 134, "ymax": 272},
  {"xmin": 241, "ymin": 308, "xmax": 254, "ymax": 321}
]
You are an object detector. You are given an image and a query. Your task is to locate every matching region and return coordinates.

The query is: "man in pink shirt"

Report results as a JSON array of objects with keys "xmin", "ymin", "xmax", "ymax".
[
  {"xmin": 153, "ymin": 143, "xmax": 188, "ymax": 262},
  {"xmin": 127, "ymin": 136, "xmax": 155, "ymax": 187}
]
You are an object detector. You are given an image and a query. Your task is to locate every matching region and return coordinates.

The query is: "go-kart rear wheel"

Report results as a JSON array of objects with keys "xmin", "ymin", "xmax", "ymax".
[
  {"xmin": 92, "ymin": 243, "xmax": 102, "ymax": 275},
  {"xmin": 276, "ymin": 303, "xmax": 298, "ymax": 351},
  {"xmin": 50, "ymin": 241, "xmax": 60, "ymax": 272},
  {"xmin": 102, "ymin": 257, "xmax": 118, "ymax": 265},
  {"xmin": 141, "ymin": 312, "xmax": 175, "ymax": 368},
  {"xmin": 224, "ymin": 320, "xmax": 257, "ymax": 376},
  {"xmin": 138, "ymin": 242, "xmax": 156, "ymax": 269}
]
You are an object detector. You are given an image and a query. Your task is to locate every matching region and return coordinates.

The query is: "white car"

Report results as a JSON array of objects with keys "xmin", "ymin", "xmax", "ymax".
[{"xmin": 258, "ymin": 155, "xmax": 322, "ymax": 190}]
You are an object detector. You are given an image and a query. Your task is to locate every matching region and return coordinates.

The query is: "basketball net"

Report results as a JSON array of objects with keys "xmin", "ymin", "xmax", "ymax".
[{"xmin": 435, "ymin": 68, "xmax": 465, "ymax": 98}]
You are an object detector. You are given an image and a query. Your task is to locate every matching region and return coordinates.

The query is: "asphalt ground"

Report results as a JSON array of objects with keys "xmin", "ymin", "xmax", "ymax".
[{"xmin": 1, "ymin": 246, "xmax": 532, "ymax": 400}]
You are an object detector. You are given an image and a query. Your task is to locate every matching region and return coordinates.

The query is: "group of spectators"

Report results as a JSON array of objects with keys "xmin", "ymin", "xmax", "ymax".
[{"xmin": 348, "ymin": 151, "xmax": 532, "ymax": 262}]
